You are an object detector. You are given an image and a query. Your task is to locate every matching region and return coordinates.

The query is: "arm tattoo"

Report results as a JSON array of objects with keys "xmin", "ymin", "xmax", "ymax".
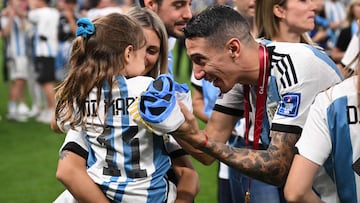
[
  {"xmin": 59, "ymin": 150, "xmax": 70, "ymax": 160},
  {"xmin": 201, "ymin": 131, "xmax": 300, "ymax": 186}
]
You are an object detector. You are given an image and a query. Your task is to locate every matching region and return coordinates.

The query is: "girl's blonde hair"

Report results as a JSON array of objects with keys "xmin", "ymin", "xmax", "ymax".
[
  {"xmin": 126, "ymin": 7, "xmax": 168, "ymax": 78},
  {"xmin": 55, "ymin": 13, "xmax": 146, "ymax": 130}
]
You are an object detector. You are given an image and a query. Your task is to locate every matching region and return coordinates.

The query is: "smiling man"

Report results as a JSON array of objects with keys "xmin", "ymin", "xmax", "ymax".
[
  {"xmin": 140, "ymin": 0, "xmax": 192, "ymax": 75},
  {"xmin": 173, "ymin": 5, "xmax": 343, "ymax": 193}
]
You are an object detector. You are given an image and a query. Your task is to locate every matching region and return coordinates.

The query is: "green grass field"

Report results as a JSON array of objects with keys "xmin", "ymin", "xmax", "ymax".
[{"xmin": 0, "ymin": 41, "xmax": 219, "ymax": 203}]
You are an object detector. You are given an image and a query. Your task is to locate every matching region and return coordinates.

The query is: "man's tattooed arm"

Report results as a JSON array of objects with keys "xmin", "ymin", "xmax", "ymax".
[
  {"xmin": 200, "ymin": 130, "xmax": 300, "ymax": 187},
  {"xmin": 174, "ymin": 103, "xmax": 300, "ymax": 186}
]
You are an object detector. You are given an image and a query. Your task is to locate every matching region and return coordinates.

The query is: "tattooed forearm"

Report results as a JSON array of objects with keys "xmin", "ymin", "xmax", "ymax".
[
  {"xmin": 201, "ymin": 131, "xmax": 300, "ymax": 187},
  {"xmin": 59, "ymin": 150, "xmax": 70, "ymax": 160}
]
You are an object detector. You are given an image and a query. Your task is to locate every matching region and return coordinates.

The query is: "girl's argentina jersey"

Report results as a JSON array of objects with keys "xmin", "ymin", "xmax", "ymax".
[
  {"xmin": 84, "ymin": 75, "xmax": 171, "ymax": 203},
  {"xmin": 296, "ymin": 76, "xmax": 360, "ymax": 203},
  {"xmin": 214, "ymin": 42, "xmax": 343, "ymax": 137}
]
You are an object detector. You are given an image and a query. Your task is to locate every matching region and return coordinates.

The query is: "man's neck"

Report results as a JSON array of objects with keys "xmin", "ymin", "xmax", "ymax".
[{"xmin": 238, "ymin": 42, "xmax": 262, "ymax": 85}]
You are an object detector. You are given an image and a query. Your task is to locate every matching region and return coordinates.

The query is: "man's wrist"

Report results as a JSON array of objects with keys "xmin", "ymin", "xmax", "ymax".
[{"xmin": 198, "ymin": 132, "xmax": 208, "ymax": 148}]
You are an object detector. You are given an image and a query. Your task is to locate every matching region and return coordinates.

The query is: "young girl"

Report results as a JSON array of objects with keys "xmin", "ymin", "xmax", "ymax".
[{"xmin": 53, "ymin": 11, "xmax": 197, "ymax": 203}]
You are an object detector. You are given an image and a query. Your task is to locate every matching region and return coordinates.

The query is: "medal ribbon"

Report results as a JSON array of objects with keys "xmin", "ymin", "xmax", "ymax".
[{"xmin": 244, "ymin": 44, "xmax": 269, "ymax": 150}]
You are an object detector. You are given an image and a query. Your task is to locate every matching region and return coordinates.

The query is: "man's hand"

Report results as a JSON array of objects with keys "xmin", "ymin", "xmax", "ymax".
[
  {"xmin": 172, "ymin": 101, "xmax": 215, "ymax": 164},
  {"xmin": 173, "ymin": 101, "xmax": 201, "ymax": 145}
]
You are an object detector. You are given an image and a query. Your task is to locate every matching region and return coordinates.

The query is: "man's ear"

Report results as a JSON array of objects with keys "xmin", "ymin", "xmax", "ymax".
[
  {"xmin": 144, "ymin": 0, "xmax": 158, "ymax": 11},
  {"xmin": 226, "ymin": 38, "xmax": 241, "ymax": 58},
  {"xmin": 124, "ymin": 45, "xmax": 133, "ymax": 64}
]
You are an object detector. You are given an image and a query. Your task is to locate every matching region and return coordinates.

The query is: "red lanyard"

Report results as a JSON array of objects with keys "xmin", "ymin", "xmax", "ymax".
[{"xmin": 244, "ymin": 44, "xmax": 269, "ymax": 150}]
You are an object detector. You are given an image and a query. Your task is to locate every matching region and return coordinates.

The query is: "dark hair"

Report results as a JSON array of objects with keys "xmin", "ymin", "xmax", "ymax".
[{"xmin": 184, "ymin": 4, "xmax": 252, "ymax": 48}]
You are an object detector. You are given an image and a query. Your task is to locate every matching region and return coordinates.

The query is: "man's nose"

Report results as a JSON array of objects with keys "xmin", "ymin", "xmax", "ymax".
[{"xmin": 193, "ymin": 65, "xmax": 205, "ymax": 80}]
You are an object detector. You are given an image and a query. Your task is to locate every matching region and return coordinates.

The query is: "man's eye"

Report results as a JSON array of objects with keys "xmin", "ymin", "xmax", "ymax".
[
  {"xmin": 193, "ymin": 58, "xmax": 205, "ymax": 66},
  {"xmin": 147, "ymin": 47, "xmax": 159, "ymax": 55}
]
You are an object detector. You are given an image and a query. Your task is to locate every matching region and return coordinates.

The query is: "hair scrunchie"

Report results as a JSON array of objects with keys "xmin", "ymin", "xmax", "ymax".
[{"xmin": 76, "ymin": 18, "xmax": 95, "ymax": 39}]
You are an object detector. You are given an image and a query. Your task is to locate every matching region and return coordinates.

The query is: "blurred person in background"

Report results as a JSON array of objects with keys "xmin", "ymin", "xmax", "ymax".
[
  {"xmin": 233, "ymin": 0, "xmax": 257, "ymax": 36},
  {"xmin": 309, "ymin": 0, "xmax": 332, "ymax": 50},
  {"xmin": 55, "ymin": 0, "xmax": 78, "ymax": 82},
  {"xmin": 140, "ymin": 0, "xmax": 192, "ymax": 76},
  {"xmin": 324, "ymin": 0, "xmax": 347, "ymax": 48},
  {"xmin": 256, "ymin": 0, "xmax": 316, "ymax": 43},
  {"xmin": 2, "ymin": 0, "xmax": 32, "ymax": 122},
  {"xmin": 330, "ymin": 0, "xmax": 360, "ymax": 63},
  {"xmin": 27, "ymin": 0, "xmax": 59, "ymax": 123}
]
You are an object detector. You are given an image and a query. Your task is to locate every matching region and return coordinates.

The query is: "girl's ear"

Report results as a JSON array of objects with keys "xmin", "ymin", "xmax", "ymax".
[{"xmin": 124, "ymin": 45, "xmax": 133, "ymax": 64}]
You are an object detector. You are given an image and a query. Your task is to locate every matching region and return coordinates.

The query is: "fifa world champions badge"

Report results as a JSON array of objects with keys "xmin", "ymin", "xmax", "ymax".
[{"xmin": 277, "ymin": 93, "xmax": 301, "ymax": 117}]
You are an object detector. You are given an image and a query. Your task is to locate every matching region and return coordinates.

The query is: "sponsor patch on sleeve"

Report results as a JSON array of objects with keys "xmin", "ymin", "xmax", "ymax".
[{"xmin": 276, "ymin": 93, "xmax": 301, "ymax": 117}]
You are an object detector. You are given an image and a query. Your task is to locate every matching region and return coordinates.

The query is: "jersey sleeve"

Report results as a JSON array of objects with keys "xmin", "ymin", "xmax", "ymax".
[
  {"xmin": 295, "ymin": 92, "xmax": 332, "ymax": 166},
  {"xmin": 59, "ymin": 129, "xmax": 89, "ymax": 160},
  {"xmin": 213, "ymin": 83, "xmax": 244, "ymax": 117},
  {"xmin": 164, "ymin": 135, "xmax": 188, "ymax": 159},
  {"xmin": 270, "ymin": 43, "xmax": 342, "ymax": 134}
]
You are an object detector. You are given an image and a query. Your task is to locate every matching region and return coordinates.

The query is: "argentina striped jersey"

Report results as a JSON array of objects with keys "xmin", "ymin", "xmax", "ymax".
[
  {"xmin": 296, "ymin": 76, "xmax": 360, "ymax": 203},
  {"xmin": 75, "ymin": 75, "xmax": 171, "ymax": 202}
]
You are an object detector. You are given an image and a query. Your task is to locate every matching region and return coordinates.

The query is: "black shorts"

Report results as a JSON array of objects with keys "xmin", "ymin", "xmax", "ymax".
[{"xmin": 34, "ymin": 57, "xmax": 55, "ymax": 84}]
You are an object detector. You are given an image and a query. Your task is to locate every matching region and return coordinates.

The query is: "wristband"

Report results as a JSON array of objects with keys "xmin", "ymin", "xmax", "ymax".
[{"xmin": 199, "ymin": 133, "xmax": 209, "ymax": 148}]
